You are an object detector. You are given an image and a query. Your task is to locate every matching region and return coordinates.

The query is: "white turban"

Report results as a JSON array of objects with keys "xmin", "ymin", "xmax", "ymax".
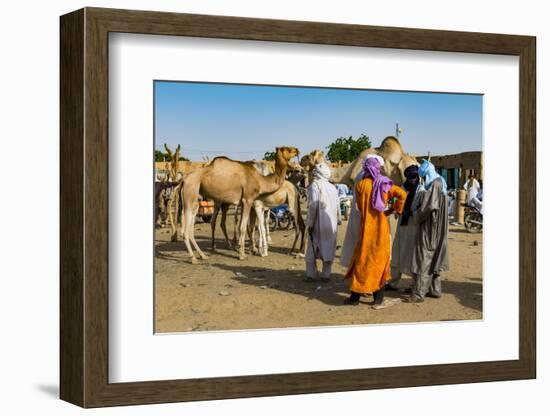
[
  {"xmin": 365, "ymin": 153, "xmax": 385, "ymax": 166},
  {"xmin": 313, "ymin": 163, "xmax": 332, "ymax": 209},
  {"xmin": 313, "ymin": 163, "xmax": 331, "ymax": 181}
]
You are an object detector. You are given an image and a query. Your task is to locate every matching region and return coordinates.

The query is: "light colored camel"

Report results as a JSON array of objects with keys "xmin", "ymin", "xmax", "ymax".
[
  {"xmin": 209, "ymin": 160, "xmax": 272, "ymax": 251},
  {"xmin": 249, "ymin": 180, "xmax": 306, "ymax": 257},
  {"xmin": 180, "ymin": 146, "xmax": 299, "ymax": 263},
  {"xmin": 300, "ymin": 136, "xmax": 418, "ymax": 187},
  {"xmin": 161, "ymin": 144, "xmax": 187, "ymax": 242}
]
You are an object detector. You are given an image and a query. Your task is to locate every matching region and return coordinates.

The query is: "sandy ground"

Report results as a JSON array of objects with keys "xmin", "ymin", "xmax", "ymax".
[{"xmin": 155, "ymin": 211, "xmax": 482, "ymax": 333}]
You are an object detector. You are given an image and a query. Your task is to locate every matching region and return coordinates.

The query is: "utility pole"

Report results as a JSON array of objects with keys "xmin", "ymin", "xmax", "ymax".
[{"xmin": 395, "ymin": 122, "xmax": 403, "ymax": 138}]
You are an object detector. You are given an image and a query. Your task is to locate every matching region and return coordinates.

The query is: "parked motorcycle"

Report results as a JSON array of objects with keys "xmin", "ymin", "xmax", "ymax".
[
  {"xmin": 268, "ymin": 204, "xmax": 293, "ymax": 232},
  {"xmin": 463, "ymin": 203, "xmax": 483, "ymax": 233}
]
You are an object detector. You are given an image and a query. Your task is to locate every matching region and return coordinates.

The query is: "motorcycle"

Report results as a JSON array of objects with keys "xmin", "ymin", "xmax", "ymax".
[
  {"xmin": 463, "ymin": 203, "xmax": 483, "ymax": 233},
  {"xmin": 268, "ymin": 204, "xmax": 293, "ymax": 232}
]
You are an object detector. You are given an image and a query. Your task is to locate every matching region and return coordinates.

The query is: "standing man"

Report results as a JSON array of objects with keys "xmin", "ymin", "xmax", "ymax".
[
  {"xmin": 407, "ymin": 159, "xmax": 450, "ymax": 303},
  {"xmin": 304, "ymin": 163, "xmax": 340, "ymax": 282},
  {"xmin": 345, "ymin": 156, "xmax": 407, "ymax": 308},
  {"xmin": 464, "ymin": 174, "xmax": 481, "ymax": 206},
  {"xmin": 387, "ymin": 164, "xmax": 423, "ymax": 290}
]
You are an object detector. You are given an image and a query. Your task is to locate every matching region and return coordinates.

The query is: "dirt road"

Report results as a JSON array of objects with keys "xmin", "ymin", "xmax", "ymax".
[{"xmin": 155, "ymin": 214, "xmax": 482, "ymax": 333}]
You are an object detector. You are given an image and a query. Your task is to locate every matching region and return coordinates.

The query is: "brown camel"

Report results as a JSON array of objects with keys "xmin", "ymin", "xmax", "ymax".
[
  {"xmin": 300, "ymin": 136, "xmax": 418, "ymax": 187},
  {"xmin": 209, "ymin": 160, "xmax": 271, "ymax": 251},
  {"xmin": 209, "ymin": 161, "xmax": 306, "ymax": 257},
  {"xmin": 180, "ymin": 146, "xmax": 299, "ymax": 263},
  {"xmin": 154, "ymin": 144, "xmax": 183, "ymax": 237},
  {"xmin": 160, "ymin": 144, "xmax": 187, "ymax": 242}
]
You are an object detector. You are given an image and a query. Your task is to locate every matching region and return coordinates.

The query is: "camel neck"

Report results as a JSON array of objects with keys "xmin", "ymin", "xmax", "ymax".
[{"xmin": 259, "ymin": 153, "xmax": 288, "ymax": 194}]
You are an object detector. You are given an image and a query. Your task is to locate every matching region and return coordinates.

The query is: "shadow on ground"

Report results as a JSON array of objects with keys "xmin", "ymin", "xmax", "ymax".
[{"xmin": 211, "ymin": 262, "xmax": 482, "ymax": 313}]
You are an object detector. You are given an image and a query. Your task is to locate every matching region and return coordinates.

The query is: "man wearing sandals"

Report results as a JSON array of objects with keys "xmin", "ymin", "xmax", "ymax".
[
  {"xmin": 387, "ymin": 164, "xmax": 423, "ymax": 292},
  {"xmin": 304, "ymin": 163, "xmax": 340, "ymax": 282},
  {"xmin": 405, "ymin": 159, "xmax": 449, "ymax": 303},
  {"xmin": 344, "ymin": 155, "xmax": 407, "ymax": 309}
]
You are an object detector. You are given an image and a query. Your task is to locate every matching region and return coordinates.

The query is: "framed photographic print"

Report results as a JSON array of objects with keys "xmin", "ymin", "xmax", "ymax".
[{"xmin": 60, "ymin": 7, "xmax": 536, "ymax": 408}]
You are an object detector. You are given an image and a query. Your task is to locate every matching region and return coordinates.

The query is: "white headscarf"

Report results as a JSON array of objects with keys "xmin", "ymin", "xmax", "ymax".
[
  {"xmin": 313, "ymin": 163, "xmax": 331, "ymax": 208},
  {"xmin": 365, "ymin": 153, "xmax": 385, "ymax": 166}
]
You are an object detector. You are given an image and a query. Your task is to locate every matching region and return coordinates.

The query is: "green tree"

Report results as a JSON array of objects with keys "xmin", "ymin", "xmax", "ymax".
[
  {"xmin": 263, "ymin": 151, "xmax": 276, "ymax": 161},
  {"xmin": 325, "ymin": 134, "xmax": 372, "ymax": 163},
  {"xmin": 154, "ymin": 150, "xmax": 189, "ymax": 162},
  {"xmin": 155, "ymin": 150, "xmax": 168, "ymax": 162}
]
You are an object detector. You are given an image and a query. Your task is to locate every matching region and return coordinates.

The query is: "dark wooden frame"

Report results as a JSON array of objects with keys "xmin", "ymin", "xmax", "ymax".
[{"xmin": 60, "ymin": 7, "xmax": 536, "ymax": 408}]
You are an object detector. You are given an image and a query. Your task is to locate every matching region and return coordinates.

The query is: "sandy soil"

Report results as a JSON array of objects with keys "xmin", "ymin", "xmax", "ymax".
[{"xmin": 154, "ymin": 211, "xmax": 482, "ymax": 333}]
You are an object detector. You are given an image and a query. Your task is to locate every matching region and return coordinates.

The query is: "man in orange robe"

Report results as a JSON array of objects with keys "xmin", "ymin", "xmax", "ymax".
[{"xmin": 345, "ymin": 155, "xmax": 407, "ymax": 308}]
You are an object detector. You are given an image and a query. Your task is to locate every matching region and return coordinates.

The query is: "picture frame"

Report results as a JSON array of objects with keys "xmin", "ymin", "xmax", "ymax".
[{"xmin": 60, "ymin": 7, "xmax": 536, "ymax": 408}]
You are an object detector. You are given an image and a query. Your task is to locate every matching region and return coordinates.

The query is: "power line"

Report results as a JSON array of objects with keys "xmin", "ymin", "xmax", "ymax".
[{"xmin": 178, "ymin": 148, "xmax": 267, "ymax": 154}]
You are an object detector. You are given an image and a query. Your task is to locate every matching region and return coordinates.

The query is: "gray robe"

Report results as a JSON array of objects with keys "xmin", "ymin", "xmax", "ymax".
[
  {"xmin": 410, "ymin": 178, "xmax": 449, "ymax": 276},
  {"xmin": 391, "ymin": 185, "xmax": 425, "ymax": 278},
  {"xmin": 305, "ymin": 180, "xmax": 339, "ymax": 262}
]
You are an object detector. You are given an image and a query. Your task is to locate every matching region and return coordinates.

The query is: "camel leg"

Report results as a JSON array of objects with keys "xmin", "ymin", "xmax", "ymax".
[
  {"xmin": 254, "ymin": 204, "xmax": 268, "ymax": 257},
  {"xmin": 232, "ymin": 205, "xmax": 239, "ymax": 248},
  {"xmin": 188, "ymin": 202, "xmax": 208, "ymax": 261},
  {"xmin": 248, "ymin": 209, "xmax": 258, "ymax": 255},
  {"xmin": 238, "ymin": 201, "xmax": 252, "ymax": 260},
  {"xmin": 174, "ymin": 187, "xmax": 182, "ymax": 238},
  {"xmin": 220, "ymin": 204, "xmax": 233, "ymax": 249},
  {"xmin": 168, "ymin": 188, "xmax": 178, "ymax": 242},
  {"xmin": 265, "ymin": 209, "xmax": 273, "ymax": 245},
  {"xmin": 289, "ymin": 208, "xmax": 299, "ymax": 254},
  {"xmin": 210, "ymin": 204, "xmax": 220, "ymax": 250},
  {"xmin": 178, "ymin": 187, "xmax": 186, "ymax": 238},
  {"xmin": 182, "ymin": 198, "xmax": 199, "ymax": 264},
  {"xmin": 292, "ymin": 189, "xmax": 306, "ymax": 256}
]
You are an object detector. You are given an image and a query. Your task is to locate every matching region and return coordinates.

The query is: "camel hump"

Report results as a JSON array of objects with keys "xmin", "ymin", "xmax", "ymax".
[
  {"xmin": 210, "ymin": 156, "xmax": 232, "ymax": 163},
  {"xmin": 379, "ymin": 136, "xmax": 404, "ymax": 152}
]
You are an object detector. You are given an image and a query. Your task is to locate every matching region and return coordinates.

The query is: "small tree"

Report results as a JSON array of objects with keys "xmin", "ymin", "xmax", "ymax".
[
  {"xmin": 326, "ymin": 134, "xmax": 372, "ymax": 163},
  {"xmin": 263, "ymin": 151, "xmax": 276, "ymax": 161},
  {"xmin": 155, "ymin": 150, "xmax": 168, "ymax": 162},
  {"xmin": 154, "ymin": 149, "xmax": 189, "ymax": 162}
]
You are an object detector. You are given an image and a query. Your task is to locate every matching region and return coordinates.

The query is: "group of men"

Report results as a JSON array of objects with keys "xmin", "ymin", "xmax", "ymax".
[{"xmin": 304, "ymin": 154, "xmax": 449, "ymax": 309}]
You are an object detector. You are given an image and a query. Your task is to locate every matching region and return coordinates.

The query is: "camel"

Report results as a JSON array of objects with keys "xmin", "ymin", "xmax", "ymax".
[
  {"xmin": 300, "ymin": 136, "xmax": 418, "ymax": 187},
  {"xmin": 209, "ymin": 160, "xmax": 271, "ymax": 251},
  {"xmin": 246, "ymin": 160, "xmax": 305, "ymax": 257},
  {"xmin": 249, "ymin": 180, "xmax": 306, "ymax": 257},
  {"xmin": 180, "ymin": 146, "xmax": 299, "ymax": 263},
  {"xmin": 161, "ymin": 144, "xmax": 186, "ymax": 242},
  {"xmin": 209, "ymin": 161, "xmax": 306, "ymax": 258},
  {"xmin": 154, "ymin": 144, "xmax": 183, "ymax": 235}
]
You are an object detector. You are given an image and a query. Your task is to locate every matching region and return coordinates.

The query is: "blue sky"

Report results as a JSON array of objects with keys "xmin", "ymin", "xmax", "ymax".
[{"xmin": 154, "ymin": 81, "xmax": 482, "ymax": 161}]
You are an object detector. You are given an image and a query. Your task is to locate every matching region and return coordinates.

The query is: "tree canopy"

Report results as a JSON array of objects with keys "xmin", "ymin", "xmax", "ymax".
[
  {"xmin": 263, "ymin": 151, "xmax": 276, "ymax": 161},
  {"xmin": 155, "ymin": 150, "xmax": 189, "ymax": 162},
  {"xmin": 325, "ymin": 134, "xmax": 372, "ymax": 163}
]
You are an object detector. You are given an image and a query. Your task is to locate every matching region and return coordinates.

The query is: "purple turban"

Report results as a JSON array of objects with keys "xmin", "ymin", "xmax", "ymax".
[{"xmin": 362, "ymin": 157, "xmax": 393, "ymax": 212}]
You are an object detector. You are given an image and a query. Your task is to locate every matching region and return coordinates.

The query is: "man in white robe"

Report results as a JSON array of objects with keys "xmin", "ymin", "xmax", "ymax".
[
  {"xmin": 305, "ymin": 163, "xmax": 340, "ymax": 282},
  {"xmin": 464, "ymin": 175, "xmax": 481, "ymax": 205}
]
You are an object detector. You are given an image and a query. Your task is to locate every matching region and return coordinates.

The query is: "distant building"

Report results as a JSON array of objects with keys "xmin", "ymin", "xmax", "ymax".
[{"xmin": 417, "ymin": 151, "xmax": 482, "ymax": 189}]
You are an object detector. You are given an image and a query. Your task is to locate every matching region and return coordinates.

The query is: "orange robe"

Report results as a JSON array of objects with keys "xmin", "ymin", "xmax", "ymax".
[{"xmin": 346, "ymin": 178, "xmax": 407, "ymax": 294}]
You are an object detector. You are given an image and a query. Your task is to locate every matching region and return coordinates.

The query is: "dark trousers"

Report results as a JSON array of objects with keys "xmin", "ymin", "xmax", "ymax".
[{"xmin": 350, "ymin": 287, "xmax": 385, "ymax": 305}]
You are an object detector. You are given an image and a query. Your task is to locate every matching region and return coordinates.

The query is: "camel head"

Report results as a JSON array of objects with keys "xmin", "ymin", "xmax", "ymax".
[
  {"xmin": 275, "ymin": 146, "xmax": 300, "ymax": 163},
  {"xmin": 299, "ymin": 149, "xmax": 326, "ymax": 173},
  {"xmin": 163, "ymin": 143, "xmax": 181, "ymax": 180},
  {"xmin": 287, "ymin": 160, "xmax": 304, "ymax": 173}
]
